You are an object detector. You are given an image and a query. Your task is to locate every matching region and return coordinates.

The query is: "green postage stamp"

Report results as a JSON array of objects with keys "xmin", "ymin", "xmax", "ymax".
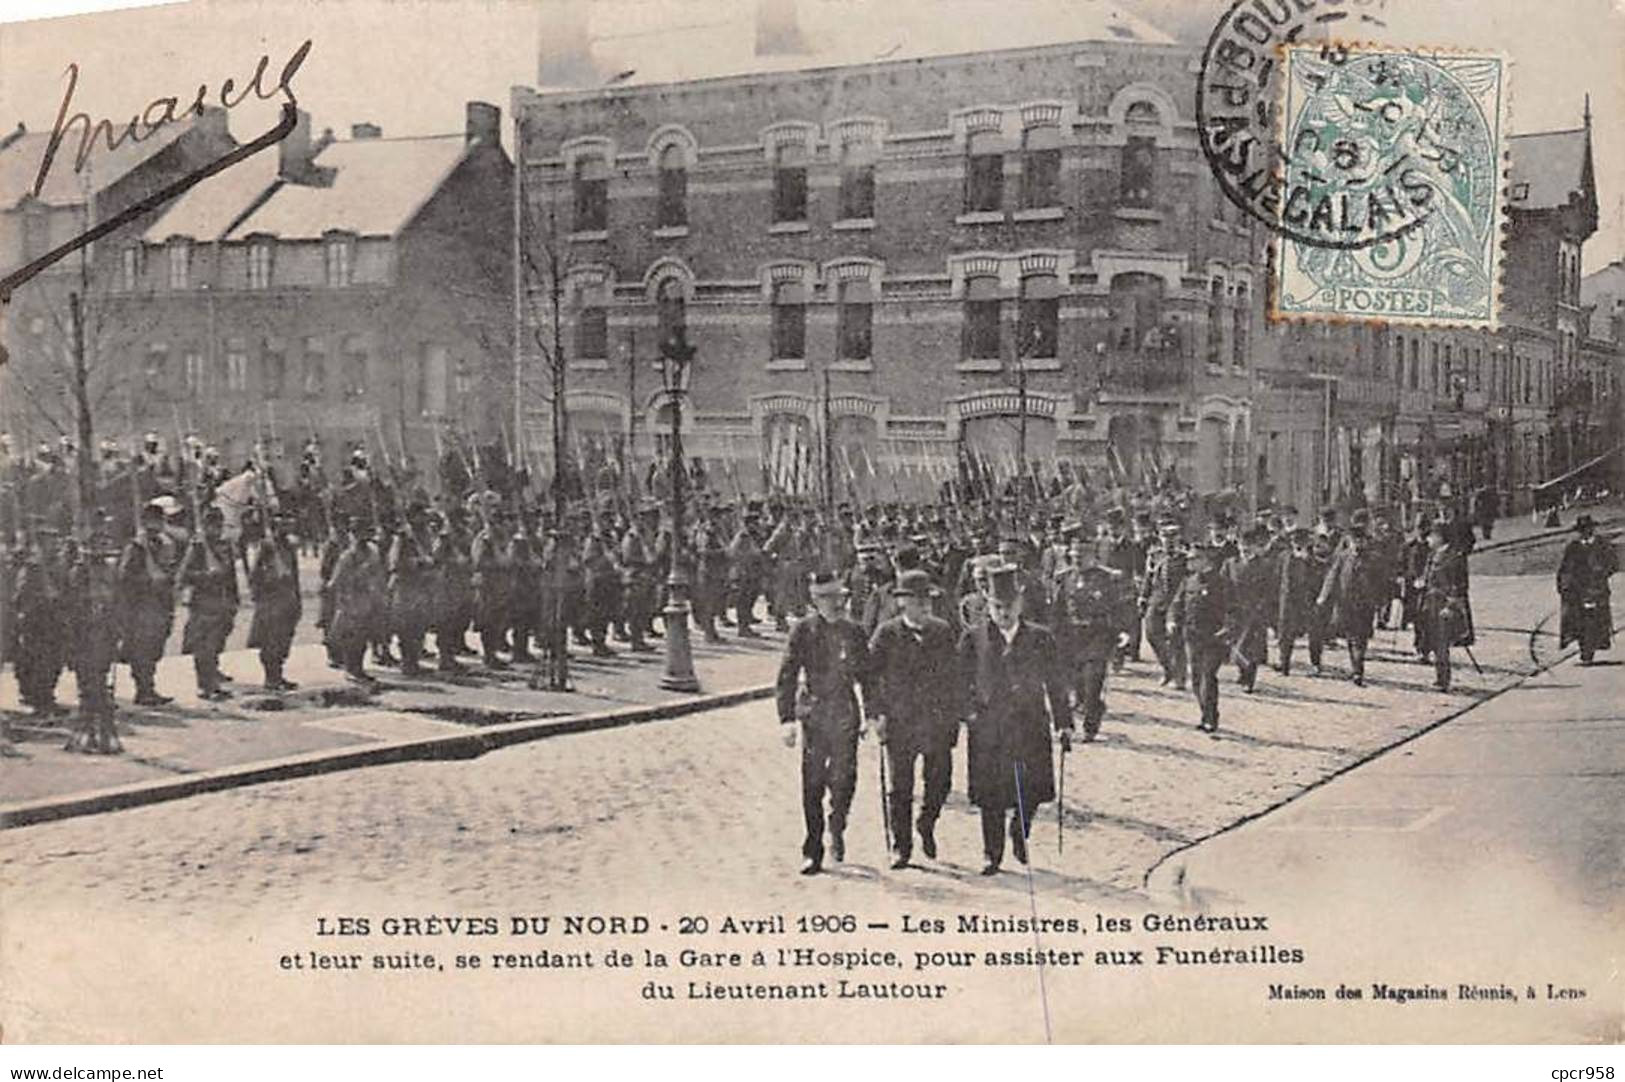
[{"xmin": 1270, "ymin": 45, "xmax": 1509, "ymax": 329}]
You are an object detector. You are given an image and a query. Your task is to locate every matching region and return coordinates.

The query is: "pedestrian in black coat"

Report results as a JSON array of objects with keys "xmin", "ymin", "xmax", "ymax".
[
  {"xmin": 867, "ymin": 570, "xmax": 960, "ymax": 868},
  {"xmin": 1557, "ymin": 514, "xmax": 1617, "ymax": 663},
  {"xmin": 958, "ymin": 563, "xmax": 1072, "ymax": 875},
  {"xmin": 1316, "ymin": 524, "xmax": 1384, "ymax": 685},
  {"xmin": 776, "ymin": 572, "xmax": 875, "ymax": 875},
  {"xmin": 1172, "ymin": 542, "xmax": 1232, "ymax": 735},
  {"xmin": 247, "ymin": 516, "xmax": 303, "ymax": 691}
]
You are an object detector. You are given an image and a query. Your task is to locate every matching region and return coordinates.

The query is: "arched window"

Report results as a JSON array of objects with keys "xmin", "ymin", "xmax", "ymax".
[
  {"xmin": 962, "ymin": 275, "xmax": 1001, "ymax": 360},
  {"xmin": 656, "ymin": 144, "xmax": 687, "ymax": 228},
  {"xmin": 573, "ymin": 155, "xmax": 608, "ymax": 231},
  {"xmin": 1021, "ymin": 125, "xmax": 1061, "ymax": 209},
  {"xmin": 771, "ymin": 279, "xmax": 807, "ymax": 360}
]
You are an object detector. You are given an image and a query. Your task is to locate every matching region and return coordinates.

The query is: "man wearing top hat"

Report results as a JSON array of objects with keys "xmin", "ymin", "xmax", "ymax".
[
  {"xmin": 1316, "ymin": 519, "xmax": 1384, "ymax": 685},
  {"xmin": 867, "ymin": 568, "xmax": 959, "ymax": 868},
  {"xmin": 177, "ymin": 505, "xmax": 239, "ymax": 700},
  {"xmin": 776, "ymin": 571, "xmax": 874, "ymax": 875},
  {"xmin": 1558, "ymin": 514, "xmax": 1617, "ymax": 664},
  {"xmin": 959, "ymin": 562, "xmax": 1071, "ymax": 874}
]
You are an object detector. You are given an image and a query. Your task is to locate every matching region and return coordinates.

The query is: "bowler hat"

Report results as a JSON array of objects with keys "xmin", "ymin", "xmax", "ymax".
[{"xmin": 891, "ymin": 569, "xmax": 939, "ymax": 598}]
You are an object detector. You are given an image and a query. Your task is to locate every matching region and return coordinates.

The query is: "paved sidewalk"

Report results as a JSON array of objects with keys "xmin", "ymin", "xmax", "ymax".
[{"xmin": 1, "ymin": 626, "xmax": 789, "ymax": 811}]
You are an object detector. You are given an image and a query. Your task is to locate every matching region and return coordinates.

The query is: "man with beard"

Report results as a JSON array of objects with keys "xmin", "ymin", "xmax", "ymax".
[{"xmin": 867, "ymin": 569, "xmax": 958, "ymax": 869}]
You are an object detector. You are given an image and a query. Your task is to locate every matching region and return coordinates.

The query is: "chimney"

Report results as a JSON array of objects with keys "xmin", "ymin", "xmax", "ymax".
[
  {"xmin": 278, "ymin": 109, "xmax": 312, "ymax": 181},
  {"xmin": 350, "ymin": 122, "xmax": 382, "ymax": 139},
  {"xmin": 755, "ymin": 0, "xmax": 806, "ymax": 55},
  {"xmin": 465, "ymin": 102, "xmax": 501, "ymax": 147},
  {"xmin": 538, "ymin": 0, "xmax": 600, "ymax": 88}
]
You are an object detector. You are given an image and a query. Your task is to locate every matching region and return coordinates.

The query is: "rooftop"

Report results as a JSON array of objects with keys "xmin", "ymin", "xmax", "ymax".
[
  {"xmin": 145, "ymin": 131, "xmax": 470, "ymax": 243},
  {"xmin": 0, "ymin": 119, "xmax": 195, "ymax": 209},
  {"xmin": 538, "ymin": 0, "xmax": 1176, "ymax": 92},
  {"xmin": 1508, "ymin": 127, "xmax": 1592, "ymax": 211}
]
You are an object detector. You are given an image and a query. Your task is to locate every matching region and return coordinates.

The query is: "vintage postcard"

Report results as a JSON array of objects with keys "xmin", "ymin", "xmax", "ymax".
[{"xmin": 0, "ymin": 0, "xmax": 1621, "ymax": 1046}]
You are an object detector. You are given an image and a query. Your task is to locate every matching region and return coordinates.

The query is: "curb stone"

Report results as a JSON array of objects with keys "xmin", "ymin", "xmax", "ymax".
[{"xmin": 0, "ymin": 684, "xmax": 774, "ymax": 831}]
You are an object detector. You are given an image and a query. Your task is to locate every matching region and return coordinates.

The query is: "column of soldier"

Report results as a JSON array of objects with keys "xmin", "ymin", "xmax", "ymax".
[{"xmin": 774, "ymin": 491, "xmax": 1485, "ymax": 877}]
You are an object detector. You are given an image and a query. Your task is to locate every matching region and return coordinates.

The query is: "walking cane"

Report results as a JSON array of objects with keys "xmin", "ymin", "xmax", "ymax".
[
  {"xmin": 877, "ymin": 738, "xmax": 893, "ymax": 855},
  {"xmin": 1056, "ymin": 737, "xmax": 1067, "ymax": 856},
  {"xmin": 1462, "ymin": 643, "xmax": 1484, "ymax": 675}
]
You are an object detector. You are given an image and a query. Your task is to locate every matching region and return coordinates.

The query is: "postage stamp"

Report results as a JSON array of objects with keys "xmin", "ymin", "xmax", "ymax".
[{"xmin": 1269, "ymin": 45, "xmax": 1509, "ymax": 328}]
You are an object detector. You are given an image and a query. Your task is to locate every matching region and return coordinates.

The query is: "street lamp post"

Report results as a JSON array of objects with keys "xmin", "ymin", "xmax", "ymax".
[{"xmin": 659, "ymin": 328, "xmax": 700, "ymax": 693}]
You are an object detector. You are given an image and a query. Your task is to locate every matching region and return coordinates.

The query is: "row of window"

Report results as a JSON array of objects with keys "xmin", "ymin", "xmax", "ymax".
[
  {"xmin": 572, "ymin": 272, "xmax": 1251, "ymax": 367},
  {"xmin": 140, "ymin": 345, "xmax": 386, "ymax": 400},
  {"xmin": 570, "ymin": 132, "xmax": 1161, "ymax": 233},
  {"xmin": 117, "ymin": 236, "xmax": 356, "ymax": 292},
  {"xmin": 1391, "ymin": 332, "xmax": 1553, "ymax": 406}
]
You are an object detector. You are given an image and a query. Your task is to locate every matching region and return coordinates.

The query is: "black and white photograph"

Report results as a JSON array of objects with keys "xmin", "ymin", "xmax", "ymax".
[{"xmin": 0, "ymin": 0, "xmax": 1621, "ymax": 1048}]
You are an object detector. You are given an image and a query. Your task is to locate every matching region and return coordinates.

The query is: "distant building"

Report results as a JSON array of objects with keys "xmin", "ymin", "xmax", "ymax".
[
  {"xmin": 514, "ymin": 0, "xmax": 1266, "ymax": 502},
  {"xmin": 121, "ymin": 103, "xmax": 514, "ymax": 477}
]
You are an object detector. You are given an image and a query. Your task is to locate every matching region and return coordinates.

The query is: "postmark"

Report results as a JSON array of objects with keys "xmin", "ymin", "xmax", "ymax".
[
  {"xmin": 1271, "ymin": 45, "xmax": 1508, "ymax": 327},
  {"xmin": 1197, "ymin": 0, "xmax": 1393, "ymax": 249}
]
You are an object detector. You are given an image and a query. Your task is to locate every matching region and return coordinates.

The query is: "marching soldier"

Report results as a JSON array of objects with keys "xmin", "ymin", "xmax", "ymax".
[
  {"xmin": 867, "ymin": 568, "xmax": 958, "ymax": 868},
  {"xmin": 1225, "ymin": 524, "xmax": 1273, "ymax": 693},
  {"xmin": 508, "ymin": 525, "xmax": 542, "ymax": 664},
  {"xmin": 1055, "ymin": 529, "xmax": 1131, "ymax": 741},
  {"xmin": 618, "ymin": 514, "xmax": 657, "ymax": 653},
  {"xmin": 776, "ymin": 571, "xmax": 874, "ymax": 875},
  {"xmin": 117, "ymin": 502, "xmax": 178, "ymax": 706},
  {"xmin": 728, "ymin": 513, "xmax": 766, "ymax": 638},
  {"xmin": 694, "ymin": 509, "xmax": 730, "ymax": 643},
  {"xmin": 1171, "ymin": 540, "xmax": 1232, "ymax": 736},
  {"xmin": 64, "ymin": 536, "xmax": 123, "ymax": 754},
  {"xmin": 472, "ymin": 507, "xmax": 516, "ymax": 668},
  {"xmin": 1419, "ymin": 521, "xmax": 1469, "ymax": 691},
  {"xmin": 959, "ymin": 563, "xmax": 1072, "ymax": 875},
  {"xmin": 432, "ymin": 509, "xmax": 474, "ymax": 671},
  {"xmin": 531, "ymin": 526, "xmax": 575, "ymax": 691},
  {"xmin": 1558, "ymin": 514, "xmax": 1617, "ymax": 665},
  {"xmin": 12, "ymin": 527, "xmax": 68, "ymax": 715},
  {"xmin": 317, "ymin": 513, "xmax": 351, "ymax": 668},
  {"xmin": 326, "ymin": 518, "xmax": 387, "ymax": 686},
  {"xmin": 387, "ymin": 506, "xmax": 438, "ymax": 675},
  {"xmin": 176, "ymin": 506, "xmax": 239, "ymax": 701},
  {"xmin": 246, "ymin": 511, "xmax": 303, "ymax": 691},
  {"xmin": 1316, "ymin": 520, "xmax": 1384, "ymax": 686},
  {"xmin": 580, "ymin": 531, "xmax": 619, "ymax": 658}
]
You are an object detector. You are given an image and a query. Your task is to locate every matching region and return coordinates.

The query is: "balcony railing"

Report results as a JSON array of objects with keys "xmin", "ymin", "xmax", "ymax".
[{"xmin": 1095, "ymin": 349, "xmax": 1188, "ymax": 394}]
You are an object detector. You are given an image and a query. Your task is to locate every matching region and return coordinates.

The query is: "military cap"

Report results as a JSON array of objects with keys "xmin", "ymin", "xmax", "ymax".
[
  {"xmin": 1105, "ymin": 507, "xmax": 1127, "ymax": 525},
  {"xmin": 808, "ymin": 569, "xmax": 848, "ymax": 597},
  {"xmin": 1289, "ymin": 526, "xmax": 1313, "ymax": 544},
  {"xmin": 1157, "ymin": 520, "xmax": 1183, "ymax": 536}
]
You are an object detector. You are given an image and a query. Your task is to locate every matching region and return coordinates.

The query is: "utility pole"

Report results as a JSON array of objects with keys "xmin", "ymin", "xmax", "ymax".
[
  {"xmin": 626, "ymin": 326, "xmax": 637, "ymax": 505},
  {"xmin": 512, "ymin": 113, "xmax": 526, "ymax": 504}
]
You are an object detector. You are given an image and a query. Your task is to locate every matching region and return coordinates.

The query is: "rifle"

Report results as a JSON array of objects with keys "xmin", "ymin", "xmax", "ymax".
[{"xmin": 1057, "ymin": 737, "xmax": 1067, "ymax": 855}]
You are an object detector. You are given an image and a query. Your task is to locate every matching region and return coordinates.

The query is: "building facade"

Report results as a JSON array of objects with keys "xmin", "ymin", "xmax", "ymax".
[{"xmin": 514, "ymin": 6, "xmax": 1267, "ymax": 503}]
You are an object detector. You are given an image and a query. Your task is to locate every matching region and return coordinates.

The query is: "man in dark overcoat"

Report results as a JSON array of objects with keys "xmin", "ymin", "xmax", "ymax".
[
  {"xmin": 776, "ymin": 571, "xmax": 874, "ymax": 875},
  {"xmin": 958, "ymin": 563, "xmax": 1072, "ymax": 875},
  {"xmin": 387, "ymin": 506, "xmax": 438, "ymax": 674},
  {"xmin": 247, "ymin": 512, "xmax": 303, "ymax": 691},
  {"xmin": 1142, "ymin": 522, "xmax": 1188, "ymax": 688},
  {"xmin": 1056, "ymin": 532, "xmax": 1131, "ymax": 740},
  {"xmin": 867, "ymin": 569, "xmax": 959, "ymax": 869},
  {"xmin": 326, "ymin": 521, "xmax": 386, "ymax": 685},
  {"xmin": 1419, "ymin": 522, "xmax": 1469, "ymax": 691},
  {"xmin": 1316, "ymin": 521, "xmax": 1383, "ymax": 685},
  {"xmin": 1224, "ymin": 524, "xmax": 1274, "ymax": 693},
  {"xmin": 1101, "ymin": 507, "xmax": 1145, "ymax": 670},
  {"xmin": 1172, "ymin": 541, "xmax": 1232, "ymax": 736},
  {"xmin": 1557, "ymin": 514, "xmax": 1617, "ymax": 664}
]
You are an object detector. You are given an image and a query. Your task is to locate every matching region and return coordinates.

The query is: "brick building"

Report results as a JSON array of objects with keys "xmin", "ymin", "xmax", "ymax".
[{"xmin": 513, "ymin": 0, "xmax": 1266, "ymax": 502}]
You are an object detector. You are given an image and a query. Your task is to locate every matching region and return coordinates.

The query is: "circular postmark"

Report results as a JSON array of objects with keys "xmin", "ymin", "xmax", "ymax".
[{"xmin": 1198, "ymin": 0, "xmax": 1473, "ymax": 251}]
